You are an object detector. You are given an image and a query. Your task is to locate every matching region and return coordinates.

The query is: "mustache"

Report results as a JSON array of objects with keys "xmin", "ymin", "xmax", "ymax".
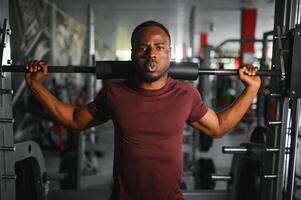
[{"xmin": 146, "ymin": 59, "xmax": 158, "ymax": 66}]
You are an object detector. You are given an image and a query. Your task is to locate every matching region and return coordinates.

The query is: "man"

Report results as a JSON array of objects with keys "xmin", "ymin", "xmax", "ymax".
[{"xmin": 25, "ymin": 21, "xmax": 261, "ymax": 200}]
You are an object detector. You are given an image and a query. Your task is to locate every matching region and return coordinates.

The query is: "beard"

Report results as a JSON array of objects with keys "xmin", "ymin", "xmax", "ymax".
[{"xmin": 133, "ymin": 62, "xmax": 169, "ymax": 82}]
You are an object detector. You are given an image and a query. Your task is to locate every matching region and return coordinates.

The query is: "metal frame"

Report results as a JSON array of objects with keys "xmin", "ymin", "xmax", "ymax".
[
  {"xmin": 183, "ymin": 190, "xmax": 228, "ymax": 200},
  {"xmin": 0, "ymin": 12, "xmax": 16, "ymax": 200},
  {"xmin": 215, "ymin": 38, "xmax": 273, "ymax": 50},
  {"xmin": 264, "ymin": 0, "xmax": 301, "ymax": 200},
  {"xmin": 257, "ymin": 30, "xmax": 274, "ymax": 126}
]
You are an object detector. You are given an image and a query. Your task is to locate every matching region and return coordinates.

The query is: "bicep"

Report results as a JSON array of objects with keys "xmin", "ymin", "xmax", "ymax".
[{"xmin": 190, "ymin": 108, "xmax": 221, "ymax": 137}]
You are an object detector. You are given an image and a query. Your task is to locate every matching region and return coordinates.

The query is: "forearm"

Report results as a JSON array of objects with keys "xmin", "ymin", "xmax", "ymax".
[
  {"xmin": 216, "ymin": 87, "xmax": 258, "ymax": 135},
  {"xmin": 26, "ymin": 80, "xmax": 79, "ymax": 129}
]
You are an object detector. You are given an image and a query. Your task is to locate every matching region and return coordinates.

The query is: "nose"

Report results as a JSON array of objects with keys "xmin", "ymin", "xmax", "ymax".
[{"xmin": 147, "ymin": 47, "xmax": 157, "ymax": 59}]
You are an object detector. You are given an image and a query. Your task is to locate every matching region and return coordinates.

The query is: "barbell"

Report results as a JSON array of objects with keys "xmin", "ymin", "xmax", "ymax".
[{"xmin": 1, "ymin": 61, "xmax": 281, "ymax": 80}]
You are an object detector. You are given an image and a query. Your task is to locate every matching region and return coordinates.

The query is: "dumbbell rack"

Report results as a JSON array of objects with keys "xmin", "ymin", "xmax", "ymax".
[{"xmin": 0, "ymin": 18, "xmax": 16, "ymax": 200}]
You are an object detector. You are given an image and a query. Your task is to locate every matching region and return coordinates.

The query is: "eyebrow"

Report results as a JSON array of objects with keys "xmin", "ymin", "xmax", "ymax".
[{"xmin": 137, "ymin": 42, "xmax": 166, "ymax": 46}]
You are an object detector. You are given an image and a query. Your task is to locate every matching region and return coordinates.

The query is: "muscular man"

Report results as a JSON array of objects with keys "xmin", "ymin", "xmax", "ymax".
[{"xmin": 25, "ymin": 21, "xmax": 261, "ymax": 200}]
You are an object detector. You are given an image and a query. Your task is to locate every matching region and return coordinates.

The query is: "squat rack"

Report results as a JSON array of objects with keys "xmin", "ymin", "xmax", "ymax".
[{"xmin": 0, "ymin": 0, "xmax": 301, "ymax": 199}]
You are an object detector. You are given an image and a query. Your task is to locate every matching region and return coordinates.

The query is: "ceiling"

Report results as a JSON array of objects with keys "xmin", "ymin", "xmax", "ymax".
[{"xmin": 52, "ymin": 0, "xmax": 275, "ymax": 56}]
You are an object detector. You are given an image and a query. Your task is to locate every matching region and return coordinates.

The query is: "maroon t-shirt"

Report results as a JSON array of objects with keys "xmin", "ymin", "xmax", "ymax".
[{"xmin": 87, "ymin": 77, "xmax": 208, "ymax": 200}]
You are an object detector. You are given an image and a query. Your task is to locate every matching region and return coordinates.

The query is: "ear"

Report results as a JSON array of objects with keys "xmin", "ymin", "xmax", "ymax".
[{"xmin": 131, "ymin": 49, "xmax": 134, "ymax": 61}]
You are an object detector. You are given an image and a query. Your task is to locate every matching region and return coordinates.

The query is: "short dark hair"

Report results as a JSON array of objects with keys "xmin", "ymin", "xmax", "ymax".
[{"xmin": 131, "ymin": 21, "xmax": 171, "ymax": 47}]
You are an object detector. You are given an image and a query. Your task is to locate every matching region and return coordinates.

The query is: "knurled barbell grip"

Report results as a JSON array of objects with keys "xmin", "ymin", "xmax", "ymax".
[
  {"xmin": 198, "ymin": 69, "xmax": 281, "ymax": 76},
  {"xmin": 1, "ymin": 65, "xmax": 96, "ymax": 73}
]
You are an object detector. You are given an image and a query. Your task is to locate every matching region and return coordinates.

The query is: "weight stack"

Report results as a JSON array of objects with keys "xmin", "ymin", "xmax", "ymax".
[{"xmin": 0, "ymin": 16, "xmax": 16, "ymax": 200}]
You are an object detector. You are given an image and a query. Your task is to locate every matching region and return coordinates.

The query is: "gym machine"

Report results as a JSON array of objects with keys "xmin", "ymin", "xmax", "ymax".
[{"xmin": 212, "ymin": 1, "xmax": 301, "ymax": 200}]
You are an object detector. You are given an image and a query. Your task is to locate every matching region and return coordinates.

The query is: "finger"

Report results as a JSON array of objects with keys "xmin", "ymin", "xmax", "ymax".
[
  {"xmin": 28, "ymin": 60, "xmax": 34, "ymax": 69},
  {"xmin": 44, "ymin": 65, "xmax": 48, "ymax": 74},
  {"xmin": 244, "ymin": 65, "xmax": 257, "ymax": 76},
  {"xmin": 35, "ymin": 60, "xmax": 44, "ymax": 72},
  {"xmin": 32, "ymin": 60, "xmax": 38, "ymax": 72},
  {"xmin": 249, "ymin": 66, "xmax": 259, "ymax": 76},
  {"xmin": 239, "ymin": 66, "xmax": 248, "ymax": 76},
  {"xmin": 252, "ymin": 66, "xmax": 259, "ymax": 76},
  {"xmin": 38, "ymin": 61, "xmax": 45, "ymax": 70},
  {"xmin": 31, "ymin": 60, "xmax": 36, "ymax": 72},
  {"xmin": 34, "ymin": 60, "xmax": 39, "ymax": 69},
  {"xmin": 29, "ymin": 62, "xmax": 34, "ymax": 72},
  {"xmin": 39, "ymin": 61, "xmax": 48, "ymax": 74}
]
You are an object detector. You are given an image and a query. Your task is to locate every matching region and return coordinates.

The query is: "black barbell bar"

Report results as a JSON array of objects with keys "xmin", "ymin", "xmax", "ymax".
[{"xmin": 1, "ymin": 61, "xmax": 281, "ymax": 81}]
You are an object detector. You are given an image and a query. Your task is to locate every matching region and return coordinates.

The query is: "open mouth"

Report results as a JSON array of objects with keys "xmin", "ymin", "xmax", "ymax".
[{"xmin": 146, "ymin": 61, "xmax": 157, "ymax": 72}]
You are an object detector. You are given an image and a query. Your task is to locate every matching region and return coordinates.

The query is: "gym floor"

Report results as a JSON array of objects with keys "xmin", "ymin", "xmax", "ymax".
[{"xmin": 46, "ymin": 121, "xmax": 114, "ymax": 200}]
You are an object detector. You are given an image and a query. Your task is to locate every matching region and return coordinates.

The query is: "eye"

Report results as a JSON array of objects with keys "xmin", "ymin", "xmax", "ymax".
[
  {"xmin": 137, "ymin": 46, "xmax": 147, "ymax": 51},
  {"xmin": 156, "ymin": 46, "xmax": 164, "ymax": 51}
]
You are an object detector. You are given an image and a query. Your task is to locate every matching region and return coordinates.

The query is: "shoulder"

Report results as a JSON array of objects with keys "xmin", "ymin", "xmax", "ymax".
[
  {"xmin": 98, "ymin": 80, "xmax": 135, "ymax": 100},
  {"xmin": 169, "ymin": 78, "xmax": 203, "ymax": 101},
  {"xmin": 102, "ymin": 80, "xmax": 128, "ymax": 91}
]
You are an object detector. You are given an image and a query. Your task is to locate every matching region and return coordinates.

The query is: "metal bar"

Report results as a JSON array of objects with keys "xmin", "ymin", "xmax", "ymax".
[
  {"xmin": 0, "ymin": 118, "xmax": 14, "ymax": 123},
  {"xmin": 0, "ymin": 19, "xmax": 7, "ymax": 68},
  {"xmin": 296, "ymin": 0, "xmax": 301, "ymax": 25},
  {"xmin": 183, "ymin": 190, "xmax": 229, "ymax": 200},
  {"xmin": 290, "ymin": 0, "xmax": 299, "ymax": 28},
  {"xmin": 270, "ymin": 93, "xmax": 283, "ymax": 97},
  {"xmin": 222, "ymin": 147, "xmax": 247, "ymax": 154},
  {"xmin": 276, "ymin": 26, "xmax": 287, "ymax": 80},
  {"xmin": 215, "ymin": 38, "xmax": 273, "ymax": 50},
  {"xmin": 0, "ymin": 146, "xmax": 15, "ymax": 151},
  {"xmin": 275, "ymin": 98, "xmax": 290, "ymax": 200},
  {"xmin": 2, "ymin": 174, "xmax": 16, "ymax": 180},
  {"xmin": 1, "ymin": 65, "xmax": 96, "ymax": 73},
  {"xmin": 197, "ymin": 69, "xmax": 280, "ymax": 76},
  {"xmin": 286, "ymin": 98, "xmax": 300, "ymax": 200},
  {"xmin": 269, "ymin": 0, "xmax": 291, "ymax": 198},
  {"xmin": 189, "ymin": 6, "xmax": 196, "ymax": 58},
  {"xmin": 258, "ymin": 31, "xmax": 274, "ymax": 126},
  {"xmin": 264, "ymin": 174, "xmax": 278, "ymax": 179},
  {"xmin": 0, "ymin": 89, "xmax": 13, "ymax": 94},
  {"xmin": 211, "ymin": 175, "xmax": 232, "ymax": 181},
  {"xmin": 266, "ymin": 148, "xmax": 280, "ymax": 152},
  {"xmin": 268, "ymin": 121, "xmax": 283, "ymax": 125},
  {"xmin": 1, "ymin": 64, "xmax": 281, "ymax": 77},
  {"xmin": 222, "ymin": 146, "xmax": 280, "ymax": 154}
]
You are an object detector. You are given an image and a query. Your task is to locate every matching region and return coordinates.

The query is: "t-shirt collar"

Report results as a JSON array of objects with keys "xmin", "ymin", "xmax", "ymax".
[{"xmin": 127, "ymin": 76, "xmax": 176, "ymax": 96}]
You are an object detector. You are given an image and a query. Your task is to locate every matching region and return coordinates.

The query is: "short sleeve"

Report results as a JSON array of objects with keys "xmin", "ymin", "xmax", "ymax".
[
  {"xmin": 187, "ymin": 85, "xmax": 208, "ymax": 123},
  {"xmin": 86, "ymin": 84, "xmax": 111, "ymax": 123}
]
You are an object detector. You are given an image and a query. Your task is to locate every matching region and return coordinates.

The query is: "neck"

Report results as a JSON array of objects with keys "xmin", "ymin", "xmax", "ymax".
[{"xmin": 135, "ymin": 74, "xmax": 168, "ymax": 90}]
